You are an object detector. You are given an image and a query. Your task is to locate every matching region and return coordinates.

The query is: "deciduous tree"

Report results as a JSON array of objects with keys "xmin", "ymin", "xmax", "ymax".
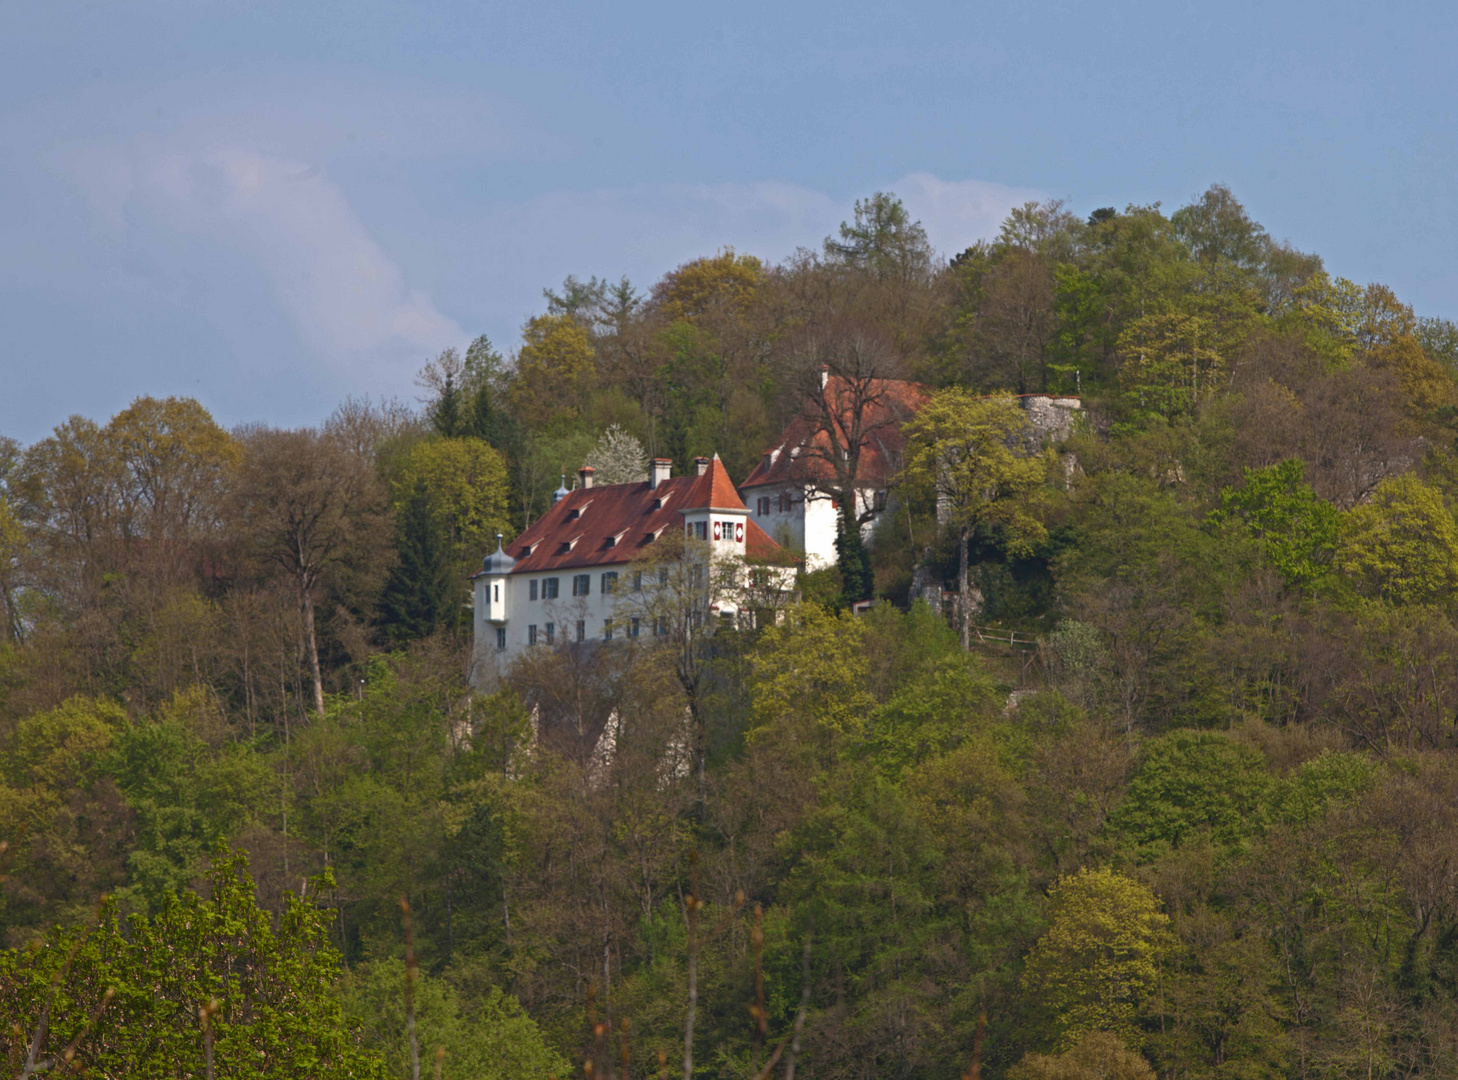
[
  {"xmin": 510, "ymin": 314, "xmax": 597, "ymax": 429},
  {"xmin": 231, "ymin": 427, "xmax": 389, "ymax": 715},
  {"xmin": 903, "ymin": 390, "xmax": 1049, "ymax": 648},
  {"xmin": 1339, "ymin": 472, "xmax": 1458, "ymax": 607},
  {"xmin": 1021, "ymin": 867, "xmax": 1175, "ymax": 1048}
]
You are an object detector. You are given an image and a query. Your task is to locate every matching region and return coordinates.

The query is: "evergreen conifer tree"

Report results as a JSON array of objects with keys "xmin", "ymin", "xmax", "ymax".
[
  {"xmin": 379, "ymin": 478, "xmax": 451, "ymax": 642},
  {"xmin": 835, "ymin": 515, "xmax": 873, "ymax": 604}
]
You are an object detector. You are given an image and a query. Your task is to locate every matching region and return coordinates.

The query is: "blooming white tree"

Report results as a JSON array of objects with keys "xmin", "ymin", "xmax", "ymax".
[{"xmin": 584, "ymin": 424, "xmax": 648, "ymax": 485}]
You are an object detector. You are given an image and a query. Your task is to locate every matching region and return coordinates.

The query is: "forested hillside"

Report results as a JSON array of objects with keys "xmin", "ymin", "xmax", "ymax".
[{"xmin": 6, "ymin": 186, "xmax": 1458, "ymax": 1078}]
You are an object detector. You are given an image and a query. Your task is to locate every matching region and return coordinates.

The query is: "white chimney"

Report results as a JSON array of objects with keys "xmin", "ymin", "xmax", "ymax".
[
  {"xmin": 694, "ymin": 456, "xmax": 710, "ymax": 476},
  {"xmin": 578, "ymin": 465, "xmax": 595, "ymax": 489},
  {"xmin": 650, "ymin": 458, "xmax": 672, "ymax": 489}
]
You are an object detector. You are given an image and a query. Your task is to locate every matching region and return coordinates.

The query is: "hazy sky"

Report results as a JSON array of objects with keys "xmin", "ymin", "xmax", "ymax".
[{"xmin": 3, "ymin": 1, "xmax": 1454, "ymax": 443}]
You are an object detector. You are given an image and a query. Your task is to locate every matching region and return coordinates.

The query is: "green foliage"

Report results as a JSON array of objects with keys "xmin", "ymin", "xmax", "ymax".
[
  {"xmin": 902, "ymin": 389, "xmax": 1050, "ymax": 556},
  {"xmin": 748, "ymin": 603, "xmax": 873, "ymax": 748},
  {"xmin": 395, "ymin": 436, "xmax": 512, "ymax": 576},
  {"xmin": 1274, "ymin": 750, "xmax": 1377, "ymax": 826},
  {"xmin": 1021, "ymin": 867, "xmax": 1176, "ymax": 1049},
  {"xmin": 106, "ymin": 691, "xmax": 271, "ymax": 910},
  {"xmin": 0, "ymin": 695, "xmax": 129, "ymax": 926},
  {"xmin": 510, "ymin": 313, "xmax": 597, "ymax": 428},
  {"xmin": 338, "ymin": 959, "xmax": 567, "ymax": 1079},
  {"xmin": 1213, "ymin": 459, "xmax": 1340, "ymax": 588},
  {"xmin": 650, "ymin": 249, "xmax": 765, "ymax": 321},
  {"xmin": 0, "ymin": 852, "xmax": 385, "ymax": 1077},
  {"xmin": 776, "ymin": 766, "xmax": 953, "ymax": 1075},
  {"xmin": 823, "ymin": 191, "xmax": 933, "ymax": 280},
  {"xmin": 1339, "ymin": 472, "xmax": 1458, "ymax": 606},
  {"xmin": 861, "ymin": 601, "xmax": 998, "ymax": 772},
  {"xmin": 1107, "ymin": 731, "xmax": 1274, "ymax": 858},
  {"xmin": 1118, "ymin": 311, "xmax": 1223, "ymax": 420},
  {"xmin": 1418, "ymin": 315, "xmax": 1458, "ymax": 370},
  {"xmin": 1010, "ymin": 1030, "xmax": 1156, "ymax": 1080},
  {"xmin": 378, "ymin": 478, "xmax": 452, "ymax": 643},
  {"xmin": 833, "ymin": 515, "xmax": 873, "ymax": 604}
]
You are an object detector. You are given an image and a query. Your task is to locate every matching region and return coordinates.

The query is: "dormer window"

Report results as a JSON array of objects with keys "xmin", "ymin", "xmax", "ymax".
[
  {"xmin": 654, "ymin": 492, "xmax": 672, "ymax": 510},
  {"xmin": 559, "ymin": 535, "xmax": 582, "ymax": 554},
  {"xmin": 605, "ymin": 530, "xmax": 627, "ymax": 548},
  {"xmin": 568, "ymin": 499, "xmax": 592, "ymax": 521}
]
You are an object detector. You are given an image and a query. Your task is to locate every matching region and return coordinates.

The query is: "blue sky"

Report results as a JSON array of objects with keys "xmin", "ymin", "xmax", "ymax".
[{"xmin": 2, "ymin": 1, "xmax": 1454, "ymax": 443}]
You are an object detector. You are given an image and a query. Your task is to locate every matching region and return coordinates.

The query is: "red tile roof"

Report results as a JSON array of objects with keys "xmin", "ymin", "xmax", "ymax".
[
  {"xmin": 491, "ymin": 455, "xmax": 781, "ymax": 575},
  {"xmin": 740, "ymin": 376, "xmax": 929, "ymax": 491},
  {"xmin": 745, "ymin": 518, "xmax": 793, "ymax": 562}
]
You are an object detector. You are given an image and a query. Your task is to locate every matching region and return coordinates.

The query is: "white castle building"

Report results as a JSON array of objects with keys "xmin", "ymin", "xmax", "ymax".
[
  {"xmin": 471, "ymin": 455, "xmax": 792, "ymax": 683},
  {"xmin": 738, "ymin": 375, "xmax": 929, "ymax": 569}
]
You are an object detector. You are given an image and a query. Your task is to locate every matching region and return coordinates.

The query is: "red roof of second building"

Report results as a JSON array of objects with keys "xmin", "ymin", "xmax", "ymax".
[
  {"xmin": 740, "ymin": 376, "xmax": 929, "ymax": 491},
  {"xmin": 496, "ymin": 456, "xmax": 778, "ymax": 575}
]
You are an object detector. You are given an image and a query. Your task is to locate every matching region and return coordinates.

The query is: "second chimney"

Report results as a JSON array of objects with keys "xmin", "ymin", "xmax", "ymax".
[
  {"xmin": 693, "ymin": 456, "xmax": 711, "ymax": 476},
  {"xmin": 578, "ymin": 465, "xmax": 595, "ymax": 490},
  {"xmin": 650, "ymin": 458, "xmax": 671, "ymax": 489}
]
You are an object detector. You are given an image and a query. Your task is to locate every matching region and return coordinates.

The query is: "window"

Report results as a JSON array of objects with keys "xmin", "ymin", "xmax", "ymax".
[
  {"xmin": 695, "ymin": 521, "xmax": 708, "ymax": 540},
  {"xmin": 778, "ymin": 492, "xmax": 792, "ymax": 512},
  {"xmin": 495, "ymin": 627, "xmax": 506, "ymax": 651},
  {"xmin": 528, "ymin": 624, "xmax": 538, "ymax": 646},
  {"xmin": 542, "ymin": 578, "xmax": 559, "ymax": 599},
  {"xmin": 603, "ymin": 618, "xmax": 613, "ymax": 640},
  {"xmin": 873, "ymin": 489, "xmax": 888, "ymax": 512},
  {"xmin": 632, "ymin": 571, "xmax": 643, "ymax": 591},
  {"xmin": 529, "ymin": 579, "xmax": 538, "ymax": 602},
  {"xmin": 575, "ymin": 619, "xmax": 585, "ymax": 642},
  {"xmin": 659, "ymin": 567, "xmax": 669, "ymax": 586},
  {"xmin": 629, "ymin": 617, "xmax": 640, "ymax": 639},
  {"xmin": 573, "ymin": 574, "xmax": 590, "ymax": 597},
  {"xmin": 601, "ymin": 571, "xmax": 618, "ymax": 594},
  {"xmin": 544, "ymin": 622, "xmax": 555, "ymax": 644},
  {"xmin": 757, "ymin": 496, "xmax": 769, "ymax": 515},
  {"xmin": 656, "ymin": 617, "xmax": 668, "ymax": 637}
]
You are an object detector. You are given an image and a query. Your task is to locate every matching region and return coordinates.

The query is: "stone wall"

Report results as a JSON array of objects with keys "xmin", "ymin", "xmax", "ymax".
[{"xmin": 1020, "ymin": 395, "xmax": 1082, "ymax": 449}]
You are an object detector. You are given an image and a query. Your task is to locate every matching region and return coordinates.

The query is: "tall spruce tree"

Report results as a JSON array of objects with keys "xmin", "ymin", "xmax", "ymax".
[{"xmin": 378, "ymin": 478, "xmax": 451, "ymax": 642}]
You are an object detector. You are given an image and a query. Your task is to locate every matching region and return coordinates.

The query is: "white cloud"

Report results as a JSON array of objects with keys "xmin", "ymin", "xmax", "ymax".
[
  {"xmin": 5, "ymin": 71, "xmax": 1043, "ymax": 421},
  {"xmin": 64, "ymin": 138, "xmax": 463, "ymax": 389}
]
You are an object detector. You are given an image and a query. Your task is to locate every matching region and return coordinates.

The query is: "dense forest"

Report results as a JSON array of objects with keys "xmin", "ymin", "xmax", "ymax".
[{"xmin": 6, "ymin": 185, "xmax": 1458, "ymax": 1078}]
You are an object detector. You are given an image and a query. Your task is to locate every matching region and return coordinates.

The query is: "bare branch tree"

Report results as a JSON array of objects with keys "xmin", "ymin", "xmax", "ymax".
[
  {"xmin": 788, "ymin": 320, "xmax": 919, "ymax": 530},
  {"xmin": 231, "ymin": 427, "xmax": 389, "ymax": 715}
]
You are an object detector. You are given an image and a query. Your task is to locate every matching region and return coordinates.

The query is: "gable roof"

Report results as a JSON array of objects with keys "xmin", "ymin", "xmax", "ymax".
[
  {"xmin": 487, "ymin": 456, "xmax": 777, "ymax": 575},
  {"xmin": 740, "ymin": 376, "xmax": 929, "ymax": 491}
]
